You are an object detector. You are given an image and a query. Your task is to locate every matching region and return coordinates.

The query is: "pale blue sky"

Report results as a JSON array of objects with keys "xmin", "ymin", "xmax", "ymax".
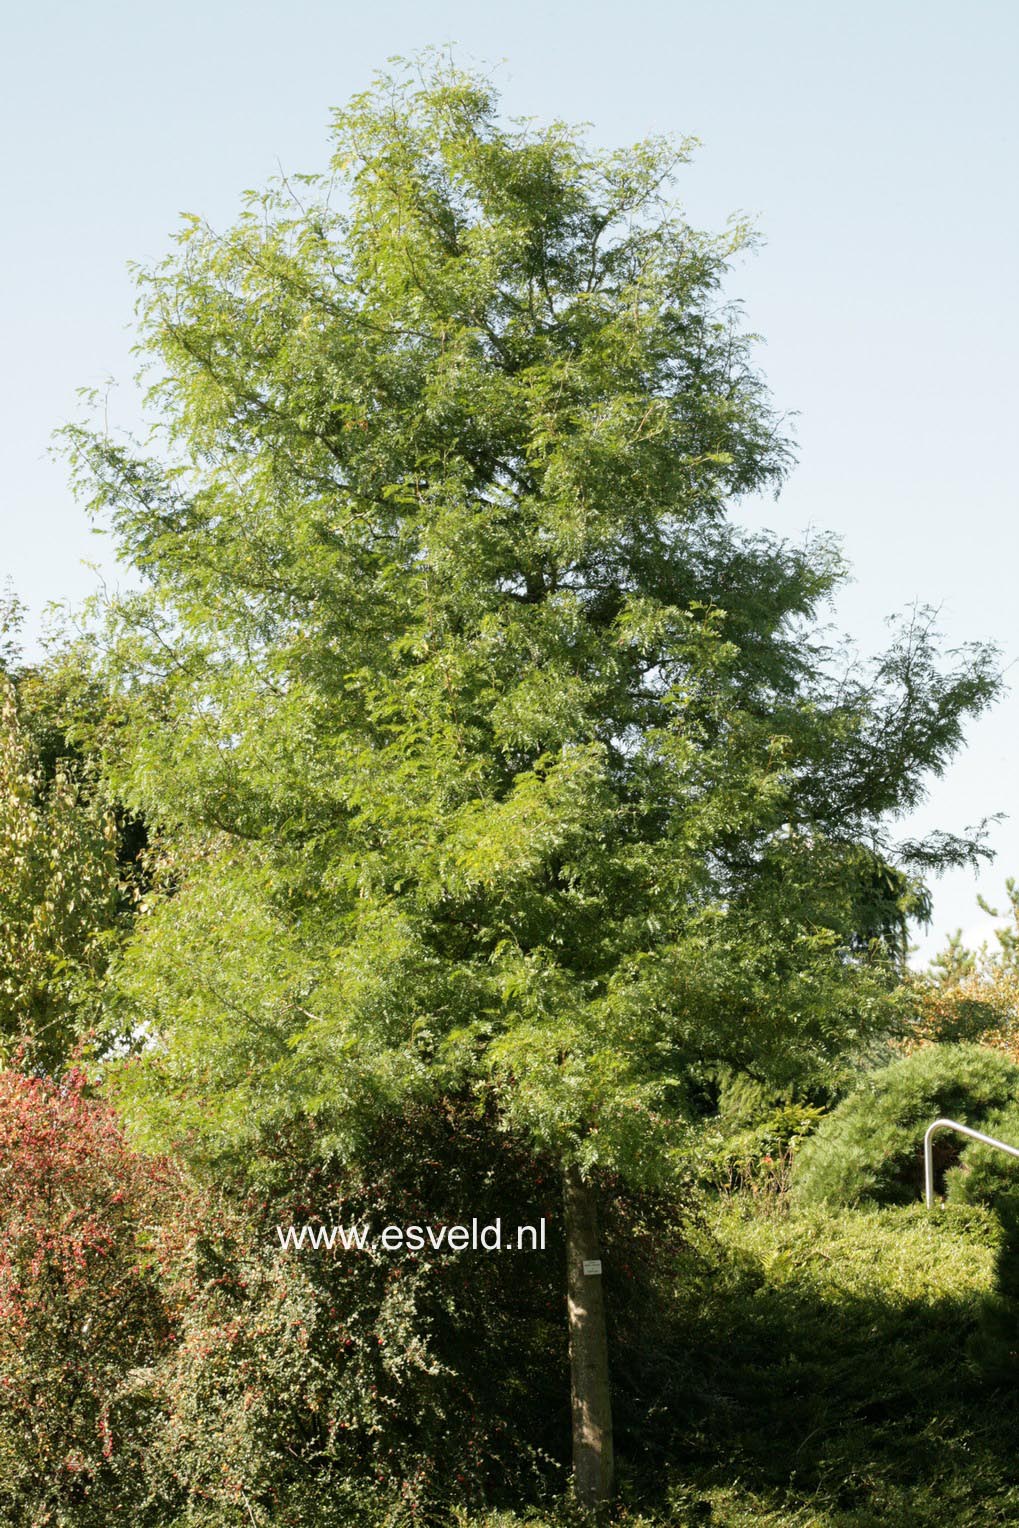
[{"xmin": 3, "ymin": 0, "xmax": 1017, "ymax": 960}]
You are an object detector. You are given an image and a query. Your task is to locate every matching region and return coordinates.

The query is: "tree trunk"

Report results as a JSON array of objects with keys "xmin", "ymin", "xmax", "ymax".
[{"xmin": 563, "ymin": 1162, "xmax": 614, "ymax": 1512}]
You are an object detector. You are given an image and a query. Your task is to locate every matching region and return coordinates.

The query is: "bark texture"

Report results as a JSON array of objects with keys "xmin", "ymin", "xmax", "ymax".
[{"xmin": 563, "ymin": 1162, "xmax": 614, "ymax": 1510}]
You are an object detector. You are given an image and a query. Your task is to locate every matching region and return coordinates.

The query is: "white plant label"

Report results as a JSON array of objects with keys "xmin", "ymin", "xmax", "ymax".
[{"xmin": 582, "ymin": 1259, "xmax": 603, "ymax": 1275}]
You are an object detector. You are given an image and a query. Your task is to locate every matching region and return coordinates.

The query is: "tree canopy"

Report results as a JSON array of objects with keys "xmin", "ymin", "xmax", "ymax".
[{"xmin": 65, "ymin": 58, "xmax": 997, "ymax": 1179}]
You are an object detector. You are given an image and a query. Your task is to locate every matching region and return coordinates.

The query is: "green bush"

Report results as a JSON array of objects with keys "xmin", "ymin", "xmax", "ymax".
[
  {"xmin": 793, "ymin": 1043, "xmax": 1019, "ymax": 1208},
  {"xmin": 698, "ymin": 1100, "xmax": 826, "ymax": 1203},
  {"xmin": 139, "ymin": 1102, "xmax": 701, "ymax": 1524},
  {"xmin": 944, "ymin": 1101, "xmax": 1019, "ymax": 1322},
  {"xmin": 652, "ymin": 1200, "xmax": 1019, "ymax": 1526},
  {"xmin": 449, "ymin": 1201, "xmax": 1019, "ymax": 1524},
  {"xmin": 141, "ymin": 1102, "xmax": 570, "ymax": 1525}
]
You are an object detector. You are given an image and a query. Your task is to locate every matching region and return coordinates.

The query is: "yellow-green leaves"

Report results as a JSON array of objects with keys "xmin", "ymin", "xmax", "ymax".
[
  {"xmin": 60, "ymin": 54, "xmax": 1000, "ymax": 1182},
  {"xmin": 0, "ymin": 676, "xmax": 122, "ymax": 1069}
]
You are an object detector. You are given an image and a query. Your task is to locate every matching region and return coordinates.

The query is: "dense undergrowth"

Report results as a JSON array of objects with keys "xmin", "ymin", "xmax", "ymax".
[
  {"xmin": 656, "ymin": 1200, "xmax": 1019, "ymax": 1525},
  {"xmin": 6, "ymin": 1053, "xmax": 1019, "ymax": 1526},
  {"xmin": 453, "ymin": 1201, "xmax": 1019, "ymax": 1528}
]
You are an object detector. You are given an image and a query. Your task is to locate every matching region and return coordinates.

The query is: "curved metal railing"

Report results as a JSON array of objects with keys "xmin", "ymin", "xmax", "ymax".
[{"xmin": 923, "ymin": 1117, "xmax": 1019, "ymax": 1208}]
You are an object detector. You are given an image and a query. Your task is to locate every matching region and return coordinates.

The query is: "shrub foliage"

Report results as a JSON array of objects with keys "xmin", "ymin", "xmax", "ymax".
[
  {"xmin": 0, "ymin": 1068, "xmax": 170, "ymax": 1526},
  {"xmin": 793, "ymin": 1043, "xmax": 1019, "ymax": 1208}
]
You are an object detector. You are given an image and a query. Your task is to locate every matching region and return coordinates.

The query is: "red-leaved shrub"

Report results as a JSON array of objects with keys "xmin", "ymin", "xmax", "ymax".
[{"xmin": 0, "ymin": 1066, "xmax": 171, "ymax": 1524}]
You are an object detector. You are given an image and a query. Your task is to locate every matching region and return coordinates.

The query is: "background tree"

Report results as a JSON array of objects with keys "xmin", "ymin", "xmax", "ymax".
[
  {"xmin": 64, "ymin": 54, "xmax": 999, "ymax": 1509},
  {"xmin": 0, "ymin": 597, "xmax": 146, "ymax": 1069},
  {"xmin": 907, "ymin": 881, "xmax": 1019, "ymax": 1058},
  {"xmin": 0, "ymin": 585, "xmax": 26, "ymax": 677},
  {"xmin": 0, "ymin": 672, "xmax": 123, "ymax": 1071}
]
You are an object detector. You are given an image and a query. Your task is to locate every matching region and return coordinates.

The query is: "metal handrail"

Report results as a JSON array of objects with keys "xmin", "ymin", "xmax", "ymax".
[{"xmin": 923, "ymin": 1117, "xmax": 1019, "ymax": 1208}]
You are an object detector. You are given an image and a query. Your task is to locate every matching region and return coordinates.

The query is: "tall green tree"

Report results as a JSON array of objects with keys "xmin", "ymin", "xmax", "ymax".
[{"xmin": 65, "ymin": 55, "xmax": 998, "ymax": 1508}]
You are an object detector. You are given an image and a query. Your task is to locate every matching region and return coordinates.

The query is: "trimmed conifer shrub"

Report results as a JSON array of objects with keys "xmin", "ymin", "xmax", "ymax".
[{"xmin": 793, "ymin": 1043, "xmax": 1019, "ymax": 1207}]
